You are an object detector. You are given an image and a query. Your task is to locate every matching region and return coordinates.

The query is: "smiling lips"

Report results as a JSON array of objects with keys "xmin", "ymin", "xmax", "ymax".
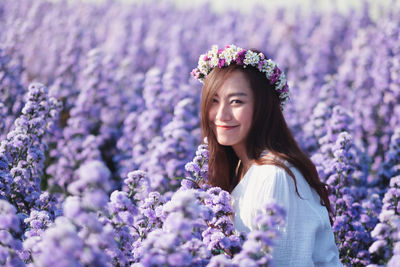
[{"xmin": 216, "ymin": 125, "xmax": 239, "ymax": 130}]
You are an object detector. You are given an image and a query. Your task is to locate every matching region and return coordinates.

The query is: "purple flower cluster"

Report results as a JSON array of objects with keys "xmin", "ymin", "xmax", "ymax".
[
  {"xmin": 310, "ymin": 105, "xmax": 376, "ymax": 266},
  {"xmin": 182, "ymin": 142, "xmax": 209, "ymax": 189},
  {"xmin": 232, "ymin": 202, "xmax": 286, "ymax": 266},
  {"xmin": 136, "ymin": 189, "xmax": 212, "ymax": 266},
  {"xmin": 377, "ymin": 128, "xmax": 400, "ymax": 194},
  {"xmin": 107, "ymin": 190, "xmax": 137, "ymax": 265},
  {"xmin": 0, "ymin": 200, "xmax": 24, "ymax": 266},
  {"xmin": 320, "ymin": 131, "xmax": 373, "ymax": 265},
  {"xmin": 46, "ymin": 49, "xmax": 110, "ymax": 193},
  {"xmin": 28, "ymin": 160, "xmax": 118, "ymax": 266},
  {"xmin": 369, "ymin": 129, "xmax": 400, "ymax": 266},
  {"xmin": 202, "ymin": 187, "xmax": 240, "ymax": 256},
  {"xmin": 26, "ymin": 216, "xmax": 86, "ymax": 267},
  {"xmin": 0, "ymin": 45, "xmax": 25, "ymax": 141},
  {"xmin": 0, "ymin": 83, "xmax": 60, "ymax": 215},
  {"xmin": 207, "ymin": 201, "xmax": 286, "ymax": 267}
]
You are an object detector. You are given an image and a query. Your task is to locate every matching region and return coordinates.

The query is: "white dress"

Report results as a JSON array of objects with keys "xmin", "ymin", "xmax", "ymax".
[{"xmin": 231, "ymin": 161, "xmax": 343, "ymax": 267}]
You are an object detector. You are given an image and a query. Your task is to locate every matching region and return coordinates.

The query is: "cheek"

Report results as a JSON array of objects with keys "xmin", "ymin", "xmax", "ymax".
[
  {"xmin": 236, "ymin": 106, "xmax": 253, "ymax": 126},
  {"xmin": 208, "ymin": 106, "xmax": 216, "ymax": 122},
  {"xmin": 207, "ymin": 109, "xmax": 216, "ymax": 134}
]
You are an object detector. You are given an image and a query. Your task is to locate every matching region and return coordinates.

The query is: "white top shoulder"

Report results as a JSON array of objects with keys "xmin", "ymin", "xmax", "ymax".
[{"xmin": 231, "ymin": 162, "xmax": 343, "ymax": 267}]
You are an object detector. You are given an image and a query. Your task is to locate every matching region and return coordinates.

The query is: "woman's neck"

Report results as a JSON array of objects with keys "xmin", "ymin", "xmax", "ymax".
[
  {"xmin": 233, "ymin": 144, "xmax": 253, "ymax": 181},
  {"xmin": 233, "ymin": 144, "xmax": 251, "ymax": 166}
]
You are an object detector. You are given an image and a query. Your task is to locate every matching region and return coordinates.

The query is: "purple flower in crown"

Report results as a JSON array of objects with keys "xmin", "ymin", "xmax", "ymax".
[
  {"xmin": 191, "ymin": 44, "xmax": 290, "ymax": 110},
  {"xmin": 281, "ymin": 84, "xmax": 289, "ymax": 93},
  {"xmin": 190, "ymin": 68, "xmax": 201, "ymax": 79},
  {"xmin": 218, "ymin": 58, "xmax": 226, "ymax": 68},
  {"xmin": 235, "ymin": 49, "xmax": 247, "ymax": 65},
  {"xmin": 269, "ymin": 66, "xmax": 282, "ymax": 85},
  {"xmin": 257, "ymin": 59, "xmax": 266, "ymax": 70}
]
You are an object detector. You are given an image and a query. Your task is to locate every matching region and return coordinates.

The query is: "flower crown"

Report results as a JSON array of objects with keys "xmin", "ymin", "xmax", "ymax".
[{"xmin": 191, "ymin": 44, "xmax": 290, "ymax": 110}]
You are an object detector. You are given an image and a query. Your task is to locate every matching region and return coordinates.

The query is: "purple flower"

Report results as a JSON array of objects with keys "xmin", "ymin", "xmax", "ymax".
[
  {"xmin": 218, "ymin": 58, "xmax": 226, "ymax": 68},
  {"xmin": 0, "ymin": 200, "xmax": 20, "ymax": 233},
  {"xmin": 235, "ymin": 49, "xmax": 246, "ymax": 65},
  {"xmin": 369, "ymin": 240, "xmax": 387, "ymax": 254}
]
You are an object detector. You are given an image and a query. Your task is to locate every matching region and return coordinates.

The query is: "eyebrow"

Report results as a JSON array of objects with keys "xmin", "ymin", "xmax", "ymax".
[{"xmin": 214, "ymin": 92, "xmax": 248, "ymax": 97}]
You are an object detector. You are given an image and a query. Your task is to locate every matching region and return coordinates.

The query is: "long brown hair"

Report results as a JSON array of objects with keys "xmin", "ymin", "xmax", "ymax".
[{"xmin": 200, "ymin": 62, "xmax": 333, "ymax": 222}]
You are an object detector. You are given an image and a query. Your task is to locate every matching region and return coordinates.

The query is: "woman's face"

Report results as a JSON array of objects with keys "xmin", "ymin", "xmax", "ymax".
[{"xmin": 208, "ymin": 70, "xmax": 254, "ymax": 155}]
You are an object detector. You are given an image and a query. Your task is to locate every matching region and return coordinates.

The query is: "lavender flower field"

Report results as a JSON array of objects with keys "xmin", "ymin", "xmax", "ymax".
[{"xmin": 0, "ymin": 0, "xmax": 399, "ymax": 266}]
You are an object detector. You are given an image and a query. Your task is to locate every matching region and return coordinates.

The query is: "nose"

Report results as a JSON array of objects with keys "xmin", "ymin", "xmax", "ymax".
[{"xmin": 215, "ymin": 102, "xmax": 232, "ymax": 122}]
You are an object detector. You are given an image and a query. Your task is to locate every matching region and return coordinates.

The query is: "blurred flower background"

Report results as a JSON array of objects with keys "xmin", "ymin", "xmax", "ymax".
[{"xmin": 0, "ymin": 0, "xmax": 400, "ymax": 266}]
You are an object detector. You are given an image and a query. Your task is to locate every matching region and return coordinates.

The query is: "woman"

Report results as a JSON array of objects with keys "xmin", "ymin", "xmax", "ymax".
[{"xmin": 191, "ymin": 45, "xmax": 342, "ymax": 266}]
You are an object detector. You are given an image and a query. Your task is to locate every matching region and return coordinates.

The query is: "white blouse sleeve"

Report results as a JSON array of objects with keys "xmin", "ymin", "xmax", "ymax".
[{"xmin": 245, "ymin": 165, "xmax": 343, "ymax": 267}]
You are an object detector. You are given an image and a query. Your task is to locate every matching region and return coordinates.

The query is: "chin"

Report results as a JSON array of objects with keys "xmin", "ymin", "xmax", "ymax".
[{"xmin": 216, "ymin": 139, "xmax": 237, "ymax": 146}]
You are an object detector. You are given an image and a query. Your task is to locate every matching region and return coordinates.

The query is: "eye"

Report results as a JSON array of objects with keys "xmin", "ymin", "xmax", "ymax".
[
  {"xmin": 212, "ymin": 98, "xmax": 219, "ymax": 103},
  {"xmin": 231, "ymin": 99, "xmax": 243, "ymax": 104}
]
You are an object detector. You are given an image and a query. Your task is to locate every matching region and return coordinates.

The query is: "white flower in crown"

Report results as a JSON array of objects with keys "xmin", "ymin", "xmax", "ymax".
[
  {"xmin": 280, "ymin": 92, "xmax": 290, "ymax": 106},
  {"xmin": 220, "ymin": 50, "xmax": 231, "ymax": 64},
  {"xmin": 197, "ymin": 53, "xmax": 205, "ymax": 64},
  {"xmin": 262, "ymin": 60, "xmax": 276, "ymax": 78},
  {"xmin": 276, "ymin": 73, "xmax": 287, "ymax": 90},
  {"xmin": 209, "ymin": 56, "xmax": 219, "ymax": 68},
  {"xmin": 220, "ymin": 45, "xmax": 239, "ymax": 65},
  {"xmin": 243, "ymin": 50, "xmax": 260, "ymax": 66},
  {"xmin": 207, "ymin": 45, "xmax": 219, "ymax": 60},
  {"xmin": 228, "ymin": 45, "xmax": 239, "ymax": 55},
  {"xmin": 198, "ymin": 56, "xmax": 209, "ymax": 75}
]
